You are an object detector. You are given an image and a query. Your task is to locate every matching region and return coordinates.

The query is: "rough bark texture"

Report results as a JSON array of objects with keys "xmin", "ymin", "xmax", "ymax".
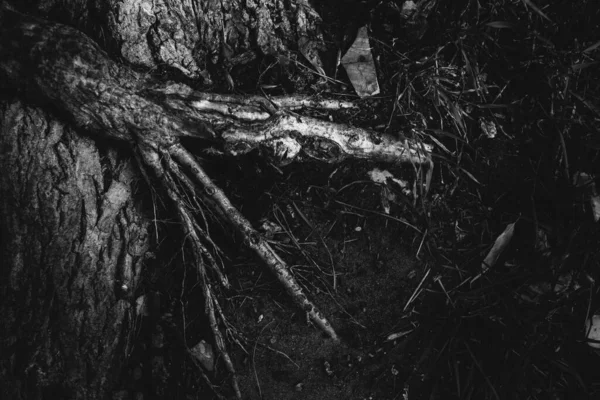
[
  {"xmin": 18, "ymin": 0, "xmax": 325, "ymax": 84},
  {"xmin": 107, "ymin": 0, "xmax": 325, "ymax": 83},
  {"xmin": 0, "ymin": 100, "xmax": 151, "ymax": 399}
]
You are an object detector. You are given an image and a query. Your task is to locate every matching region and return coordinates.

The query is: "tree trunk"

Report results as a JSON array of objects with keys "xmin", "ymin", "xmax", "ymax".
[
  {"xmin": 16, "ymin": 0, "xmax": 326, "ymax": 87},
  {"xmin": 0, "ymin": 100, "xmax": 151, "ymax": 399}
]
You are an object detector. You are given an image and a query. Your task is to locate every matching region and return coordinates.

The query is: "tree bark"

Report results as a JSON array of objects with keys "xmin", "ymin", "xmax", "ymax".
[
  {"xmin": 12, "ymin": 0, "xmax": 326, "ymax": 86},
  {"xmin": 0, "ymin": 100, "xmax": 151, "ymax": 400}
]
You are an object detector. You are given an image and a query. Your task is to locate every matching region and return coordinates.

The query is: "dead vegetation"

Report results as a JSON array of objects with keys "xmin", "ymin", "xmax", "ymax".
[{"xmin": 319, "ymin": 0, "xmax": 600, "ymax": 398}]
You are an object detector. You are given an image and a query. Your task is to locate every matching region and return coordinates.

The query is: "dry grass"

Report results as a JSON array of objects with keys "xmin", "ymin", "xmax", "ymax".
[{"xmin": 363, "ymin": 0, "xmax": 600, "ymax": 398}]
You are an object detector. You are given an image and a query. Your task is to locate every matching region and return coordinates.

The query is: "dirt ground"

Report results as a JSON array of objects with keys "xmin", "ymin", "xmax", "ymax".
[
  {"xmin": 226, "ymin": 160, "xmax": 427, "ymax": 400},
  {"xmin": 119, "ymin": 157, "xmax": 439, "ymax": 400}
]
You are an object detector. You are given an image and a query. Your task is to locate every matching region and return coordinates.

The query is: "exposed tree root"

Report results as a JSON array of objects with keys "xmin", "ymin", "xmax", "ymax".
[
  {"xmin": 136, "ymin": 144, "xmax": 244, "ymax": 398},
  {"xmin": 136, "ymin": 138, "xmax": 341, "ymax": 396},
  {"xmin": 0, "ymin": 3, "xmax": 433, "ymax": 397},
  {"xmin": 170, "ymin": 143, "xmax": 341, "ymax": 341},
  {"xmin": 145, "ymin": 84, "xmax": 433, "ymax": 165}
]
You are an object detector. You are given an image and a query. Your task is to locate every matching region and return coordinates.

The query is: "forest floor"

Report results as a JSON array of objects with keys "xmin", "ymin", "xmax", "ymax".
[
  {"xmin": 225, "ymin": 1, "xmax": 600, "ymax": 398},
  {"xmin": 121, "ymin": 1, "xmax": 600, "ymax": 399}
]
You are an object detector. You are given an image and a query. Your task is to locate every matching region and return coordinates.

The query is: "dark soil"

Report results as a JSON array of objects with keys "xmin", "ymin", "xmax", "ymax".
[{"xmin": 226, "ymin": 160, "xmax": 424, "ymax": 400}]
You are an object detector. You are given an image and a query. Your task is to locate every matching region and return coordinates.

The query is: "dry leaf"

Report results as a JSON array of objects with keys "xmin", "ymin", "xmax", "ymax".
[{"xmin": 341, "ymin": 26, "xmax": 380, "ymax": 97}]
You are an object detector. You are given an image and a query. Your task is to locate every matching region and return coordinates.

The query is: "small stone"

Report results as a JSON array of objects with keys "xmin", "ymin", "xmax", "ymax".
[{"xmin": 190, "ymin": 340, "xmax": 215, "ymax": 371}]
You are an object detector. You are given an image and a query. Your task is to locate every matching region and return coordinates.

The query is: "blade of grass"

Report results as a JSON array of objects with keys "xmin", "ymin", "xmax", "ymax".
[
  {"xmin": 460, "ymin": 167, "xmax": 481, "ymax": 185},
  {"xmin": 485, "ymin": 21, "xmax": 514, "ymax": 29},
  {"xmin": 583, "ymin": 40, "xmax": 600, "ymax": 53},
  {"xmin": 464, "ymin": 341, "xmax": 501, "ymax": 400},
  {"xmin": 521, "ymin": 0, "xmax": 554, "ymax": 23}
]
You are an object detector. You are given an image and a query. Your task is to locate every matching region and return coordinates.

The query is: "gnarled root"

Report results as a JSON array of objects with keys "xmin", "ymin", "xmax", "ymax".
[{"xmin": 136, "ymin": 141, "xmax": 340, "ymax": 398}]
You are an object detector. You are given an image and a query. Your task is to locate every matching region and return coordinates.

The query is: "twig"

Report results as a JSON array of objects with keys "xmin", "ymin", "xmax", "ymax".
[
  {"xmin": 434, "ymin": 275, "xmax": 455, "ymax": 309},
  {"xmin": 272, "ymin": 204, "xmax": 321, "ymax": 272},
  {"xmin": 292, "ymin": 202, "xmax": 338, "ymax": 291},
  {"xmin": 404, "ymin": 269, "xmax": 431, "ymax": 311},
  {"xmin": 335, "ymin": 200, "xmax": 422, "ymax": 233},
  {"xmin": 255, "ymin": 342, "xmax": 300, "ymax": 369},
  {"xmin": 253, "ymin": 321, "xmax": 274, "ymax": 399},
  {"xmin": 464, "ymin": 341, "xmax": 501, "ymax": 400},
  {"xmin": 556, "ymin": 127, "xmax": 570, "ymax": 180},
  {"xmin": 416, "ymin": 229, "xmax": 428, "ymax": 260}
]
